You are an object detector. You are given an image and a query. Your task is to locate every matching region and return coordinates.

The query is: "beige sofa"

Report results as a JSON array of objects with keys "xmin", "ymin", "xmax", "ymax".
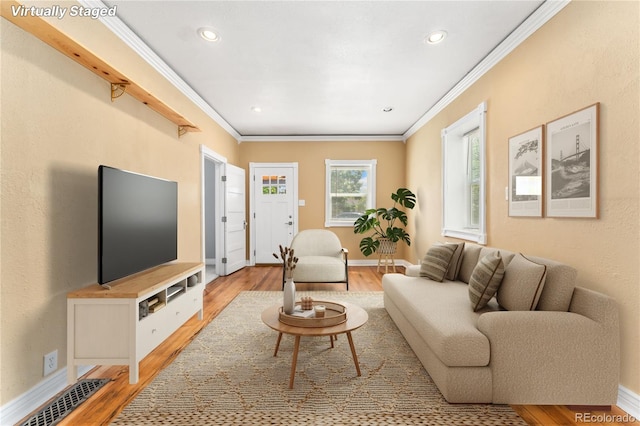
[{"xmin": 382, "ymin": 243, "xmax": 619, "ymax": 404}]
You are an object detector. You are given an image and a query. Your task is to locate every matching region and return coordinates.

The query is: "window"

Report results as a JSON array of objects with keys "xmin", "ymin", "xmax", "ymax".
[
  {"xmin": 442, "ymin": 102, "xmax": 487, "ymax": 243},
  {"xmin": 325, "ymin": 159, "xmax": 376, "ymax": 227}
]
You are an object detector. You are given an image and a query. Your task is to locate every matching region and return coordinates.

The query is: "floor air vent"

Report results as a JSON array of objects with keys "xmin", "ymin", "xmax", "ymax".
[{"xmin": 20, "ymin": 379, "xmax": 110, "ymax": 426}]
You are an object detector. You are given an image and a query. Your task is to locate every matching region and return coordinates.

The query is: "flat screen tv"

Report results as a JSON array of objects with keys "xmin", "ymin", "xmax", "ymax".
[{"xmin": 98, "ymin": 165, "xmax": 178, "ymax": 284}]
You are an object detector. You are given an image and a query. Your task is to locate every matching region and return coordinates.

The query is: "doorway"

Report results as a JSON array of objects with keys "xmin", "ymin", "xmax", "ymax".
[
  {"xmin": 249, "ymin": 162, "xmax": 299, "ymax": 265},
  {"xmin": 201, "ymin": 145, "xmax": 247, "ymax": 281}
]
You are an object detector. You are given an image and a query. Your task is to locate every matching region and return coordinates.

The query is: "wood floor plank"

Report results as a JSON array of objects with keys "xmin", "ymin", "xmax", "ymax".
[{"xmin": 48, "ymin": 266, "xmax": 635, "ymax": 426}]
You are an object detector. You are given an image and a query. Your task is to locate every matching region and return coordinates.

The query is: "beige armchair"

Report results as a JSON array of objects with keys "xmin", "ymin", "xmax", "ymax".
[{"xmin": 284, "ymin": 229, "xmax": 349, "ymax": 290}]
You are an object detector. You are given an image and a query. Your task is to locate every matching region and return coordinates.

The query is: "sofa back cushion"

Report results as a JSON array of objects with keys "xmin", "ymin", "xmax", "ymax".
[
  {"xmin": 457, "ymin": 244, "xmax": 577, "ymax": 312},
  {"xmin": 444, "ymin": 242, "xmax": 465, "ymax": 280},
  {"xmin": 458, "ymin": 244, "xmax": 483, "ymax": 283},
  {"xmin": 526, "ymin": 256, "xmax": 577, "ymax": 311},
  {"xmin": 497, "ymin": 254, "xmax": 547, "ymax": 310},
  {"xmin": 459, "ymin": 244, "xmax": 515, "ymax": 283}
]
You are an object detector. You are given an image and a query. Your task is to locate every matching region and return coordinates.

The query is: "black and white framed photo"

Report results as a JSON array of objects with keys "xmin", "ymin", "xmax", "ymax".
[
  {"xmin": 508, "ymin": 126, "xmax": 543, "ymax": 217},
  {"xmin": 545, "ymin": 103, "xmax": 599, "ymax": 218}
]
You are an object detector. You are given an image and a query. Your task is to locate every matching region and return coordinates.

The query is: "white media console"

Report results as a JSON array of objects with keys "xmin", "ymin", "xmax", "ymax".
[{"xmin": 67, "ymin": 262, "xmax": 205, "ymax": 384}]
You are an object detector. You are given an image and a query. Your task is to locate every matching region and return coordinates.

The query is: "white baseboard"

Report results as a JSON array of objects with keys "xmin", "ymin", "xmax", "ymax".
[
  {"xmin": 349, "ymin": 259, "xmax": 411, "ymax": 268},
  {"xmin": 0, "ymin": 365, "xmax": 93, "ymax": 426},
  {"xmin": 618, "ymin": 384, "xmax": 640, "ymax": 419}
]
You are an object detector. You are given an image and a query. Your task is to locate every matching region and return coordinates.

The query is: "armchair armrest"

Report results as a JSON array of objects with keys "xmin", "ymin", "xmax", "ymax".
[{"xmin": 477, "ymin": 310, "xmax": 619, "ymax": 404}]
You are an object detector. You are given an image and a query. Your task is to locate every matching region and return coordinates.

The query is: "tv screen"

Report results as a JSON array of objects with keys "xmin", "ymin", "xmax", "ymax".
[{"xmin": 98, "ymin": 165, "xmax": 178, "ymax": 284}]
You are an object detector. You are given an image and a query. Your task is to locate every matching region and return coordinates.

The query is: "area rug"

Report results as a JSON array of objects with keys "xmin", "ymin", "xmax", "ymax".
[{"xmin": 111, "ymin": 291, "xmax": 526, "ymax": 425}]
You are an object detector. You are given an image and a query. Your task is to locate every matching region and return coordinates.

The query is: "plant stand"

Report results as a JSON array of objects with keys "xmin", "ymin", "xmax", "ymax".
[
  {"xmin": 377, "ymin": 253, "xmax": 396, "ymax": 273},
  {"xmin": 377, "ymin": 238, "xmax": 397, "ymax": 273}
]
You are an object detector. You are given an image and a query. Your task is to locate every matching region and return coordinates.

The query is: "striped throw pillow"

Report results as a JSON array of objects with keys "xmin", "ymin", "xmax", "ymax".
[
  {"xmin": 469, "ymin": 252, "xmax": 505, "ymax": 311},
  {"xmin": 420, "ymin": 244, "xmax": 457, "ymax": 282}
]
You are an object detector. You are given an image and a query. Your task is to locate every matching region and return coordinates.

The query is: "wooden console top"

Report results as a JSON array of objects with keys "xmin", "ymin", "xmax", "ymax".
[{"xmin": 67, "ymin": 262, "xmax": 204, "ymax": 299}]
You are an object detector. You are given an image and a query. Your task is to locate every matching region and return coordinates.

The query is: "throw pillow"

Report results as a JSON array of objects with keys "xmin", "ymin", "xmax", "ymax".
[
  {"xmin": 443, "ymin": 242, "xmax": 465, "ymax": 280},
  {"xmin": 497, "ymin": 253, "xmax": 547, "ymax": 311},
  {"xmin": 468, "ymin": 252, "xmax": 505, "ymax": 311},
  {"xmin": 420, "ymin": 244, "xmax": 457, "ymax": 282}
]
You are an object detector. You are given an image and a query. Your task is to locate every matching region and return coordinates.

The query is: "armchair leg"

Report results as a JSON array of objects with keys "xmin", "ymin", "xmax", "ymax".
[{"xmin": 344, "ymin": 253, "xmax": 349, "ymax": 291}]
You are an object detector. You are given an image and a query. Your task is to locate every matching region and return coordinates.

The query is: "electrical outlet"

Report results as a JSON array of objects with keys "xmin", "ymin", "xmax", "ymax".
[{"xmin": 44, "ymin": 350, "xmax": 58, "ymax": 376}]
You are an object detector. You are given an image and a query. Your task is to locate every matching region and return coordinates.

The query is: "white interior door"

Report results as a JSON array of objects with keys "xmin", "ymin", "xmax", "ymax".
[
  {"xmin": 223, "ymin": 164, "xmax": 246, "ymax": 275},
  {"xmin": 251, "ymin": 163, "xmax": 298, "ymax": 264}
]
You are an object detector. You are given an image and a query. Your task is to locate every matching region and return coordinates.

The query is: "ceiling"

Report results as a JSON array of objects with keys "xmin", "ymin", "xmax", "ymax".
[{"xmin": 100, "ymin": 0, "xmax": 547, "ymax": 139}]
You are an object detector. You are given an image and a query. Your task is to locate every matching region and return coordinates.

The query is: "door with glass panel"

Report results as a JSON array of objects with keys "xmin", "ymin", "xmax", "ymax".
[{"xmin": 251, "ymin": 163, "xmax": 298, "ymax": 264}]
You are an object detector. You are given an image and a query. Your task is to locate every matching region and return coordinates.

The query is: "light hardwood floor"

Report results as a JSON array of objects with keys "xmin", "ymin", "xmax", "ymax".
[{"xmin": 42, "ymin": 266, "xmax": 634, "ymax": 426}]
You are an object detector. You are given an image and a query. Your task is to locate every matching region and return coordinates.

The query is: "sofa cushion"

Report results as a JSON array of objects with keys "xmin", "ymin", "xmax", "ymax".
[
  {"xmin": 459, "ymin": 244, "xmax": 516, "ymax": 284},
  {"xmin": 444, "ymin": 242, "xmax": 465, "ymax": 280},
  {"xmin": 469, "ymin": 252, "xmax": 505, "ymax": 311},
  {"xmin": 497, "ymin": 254, "xmax": 547, "ymax": 310},
  {"xmin": 420, "ymin": 244, "xmax": 456, "ymax": 282},
  {"xmin": 526, "ymin": 256, "xmax": 577, "ymax": 312},
  {"xmin": 383, "ymin": 274, "xmax": 494, "ymax": 367},
  {"xmin": 458, "ymin": 244, "xmax": 483, "ymax": 284}
]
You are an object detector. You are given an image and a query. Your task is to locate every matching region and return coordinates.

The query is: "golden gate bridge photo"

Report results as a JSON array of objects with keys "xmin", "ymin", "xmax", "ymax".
[{"xmin": 551, "ymin": 133, "xmax": 591, "ymax": 199}]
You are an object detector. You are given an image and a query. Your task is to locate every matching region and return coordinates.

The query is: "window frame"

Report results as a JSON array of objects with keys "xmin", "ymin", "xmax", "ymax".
[
  {"xmin": 325, "ymin": 159, "xmax": 377, "ymax": 228},
  {"xmin": 441, "ymin": 102, "xmax": 487, "ymax": 244}
]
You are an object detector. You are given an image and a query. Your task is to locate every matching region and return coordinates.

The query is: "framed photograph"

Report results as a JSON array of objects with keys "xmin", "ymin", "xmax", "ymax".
[
  {"xmin": 509, "ymin": 126, "xmax": 544, "ymax": 217},
  {"xmin": 545, "ymin": 103, "xmax": 599, "ymax": 218}
]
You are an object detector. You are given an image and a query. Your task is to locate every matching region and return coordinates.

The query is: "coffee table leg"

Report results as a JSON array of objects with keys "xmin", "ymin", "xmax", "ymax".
[
  {"xmin": 273, "ymin": 332, "xmax": 283, "ymax": 357},
  {"xmin": 346, "ymin": 331, "xmax": 362, "ymax": 377},
  {"xmin": 289, "ymin": 335, "xmax": 301, "ymax": 389}
]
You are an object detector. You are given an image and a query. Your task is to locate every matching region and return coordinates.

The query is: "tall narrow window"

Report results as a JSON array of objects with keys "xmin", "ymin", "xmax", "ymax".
[
  {"xmin": 466, "ymin": 128, "xmax": 481, "ymax": 228},
  {"xmin": 325, "ymin": 159, "xmax": 376, "ymax": 227},
  {"xmin": 442, "ymin": 102, "xmax": 487, "ymax": 243}
]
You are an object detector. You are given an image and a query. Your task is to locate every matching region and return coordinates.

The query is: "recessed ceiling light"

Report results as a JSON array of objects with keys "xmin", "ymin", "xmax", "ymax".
[
  {"xmin": 251, "ymin": 106, "xmax": 262, "ymax": 113},
  {"xmin": 198, "ymin": 27, "xmax": 220, "ymax": 42},
  {"xmin": 425, "ymin": 30, "xmax": 447, "ymax": 45},
  {"xmin": 382, "ymin": 107, "xmax": 394, "ymax": 112}
]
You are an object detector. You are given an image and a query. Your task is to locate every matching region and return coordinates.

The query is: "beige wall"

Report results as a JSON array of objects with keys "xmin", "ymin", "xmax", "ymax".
[
  {"xmin": 239, "ymin": 141, "xmax": 407, "ymax": 260},
  {"xmin": 1, "ymin": 0, "xmax": 638, "ymax": 409},
  {"xmin": 0, "ymin": 14, "xmax": 239, "ymax": 404},
  {"xmin": 406, "ymin": 1, "xmax": 639, "ymax": 395}
]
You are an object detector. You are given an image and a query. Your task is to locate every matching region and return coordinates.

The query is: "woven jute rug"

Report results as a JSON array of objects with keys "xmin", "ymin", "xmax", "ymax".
[{"xmin": 111, "ymin": 291, "xmax": 526, "ymax": 425}]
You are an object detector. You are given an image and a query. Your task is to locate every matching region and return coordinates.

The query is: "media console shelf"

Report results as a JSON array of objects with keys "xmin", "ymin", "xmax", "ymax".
[{"xmin": 67, "ymin": 262, "xmax": 205, "ymax": 385}]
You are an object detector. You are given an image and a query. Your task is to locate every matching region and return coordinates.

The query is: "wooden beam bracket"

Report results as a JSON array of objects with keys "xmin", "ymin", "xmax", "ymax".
[
  {"xmin": 110, "ymin": 83, "xmax": 130, "ymax": 102},
  {"xmin": 178, "ymin": 125, "xmax": 196, "ymax": 138}
]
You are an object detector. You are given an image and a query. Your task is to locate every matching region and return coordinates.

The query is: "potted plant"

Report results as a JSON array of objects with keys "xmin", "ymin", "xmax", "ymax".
[{"xmin": 353, "ymin": 188, "xmax": 417, "ymax": 256}]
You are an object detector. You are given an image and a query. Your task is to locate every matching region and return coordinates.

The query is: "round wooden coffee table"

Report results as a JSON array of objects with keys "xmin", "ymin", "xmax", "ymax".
[{"xmin": 261, "ymin": 301, "xmax": 368, "ymax": 388}]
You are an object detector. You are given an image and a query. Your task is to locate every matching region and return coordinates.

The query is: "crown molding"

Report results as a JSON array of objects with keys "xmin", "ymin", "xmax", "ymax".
[
  {"xmin": 79, "ymin": 0, "xmax": 241, "ymax": 141},
  {"xmin": 403, "ymin": 0, "xmax": 571, "ymax": 140},
  {"xmin": 83, "ymin": 0, "xmax": 568, "ymax": 143},
  {"xmin": 239, "ymin": 135, "xmax": 405, "ymax": 143}
]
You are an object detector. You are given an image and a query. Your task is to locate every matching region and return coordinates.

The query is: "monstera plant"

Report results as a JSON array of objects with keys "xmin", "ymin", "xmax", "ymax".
[{"xmin": 353, "ymin": 188, "xmax": 417, "ymax": 256}]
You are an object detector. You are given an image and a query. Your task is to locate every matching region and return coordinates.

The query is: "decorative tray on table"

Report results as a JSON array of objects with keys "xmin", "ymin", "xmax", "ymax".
[{"xmin": 278, "ymin": 301, "xmax": 347, "ymax": 327}]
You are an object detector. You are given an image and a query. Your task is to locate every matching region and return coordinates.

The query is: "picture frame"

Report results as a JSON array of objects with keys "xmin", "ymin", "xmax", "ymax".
[
  {"xmin": 508, "ymin": 126, "xmax": 544, "ymax": 217},
  {"xmin": 545, "ymin": 103, "xmax": 599, "ymax": 218}
]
